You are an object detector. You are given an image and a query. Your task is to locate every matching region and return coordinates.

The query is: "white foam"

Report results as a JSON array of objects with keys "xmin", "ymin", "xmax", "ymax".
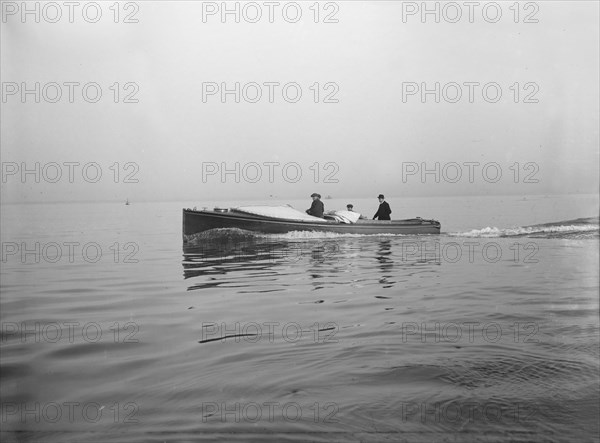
[
  {"xmin": 450, "ymin": 224, "xmax": 600, "ymax": 238},
  {"xmin": 258, "ymin": 231, "xmax": 407, "ymax": 240}
]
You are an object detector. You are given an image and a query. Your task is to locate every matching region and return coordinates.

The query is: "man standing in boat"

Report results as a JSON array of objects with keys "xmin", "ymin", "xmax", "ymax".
[
  {"xmin": 373, "ymin": 194, "xmax": 392, "ymax": 220},
  {"xmin": 306, "ymin": 193, "xmax": 325, "ymax": 218}
]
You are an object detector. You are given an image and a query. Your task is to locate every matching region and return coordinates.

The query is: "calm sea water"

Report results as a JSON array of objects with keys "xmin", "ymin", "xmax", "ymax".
[{"xmin": 1, "ymin": 194, "xmax": 598, "ymax": 442}]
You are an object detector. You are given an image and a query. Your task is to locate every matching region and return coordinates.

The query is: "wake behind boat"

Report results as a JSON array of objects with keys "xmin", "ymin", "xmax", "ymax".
[{"xmin": 182, "ymin": 205, "xmax": 441, "ymax": 241}]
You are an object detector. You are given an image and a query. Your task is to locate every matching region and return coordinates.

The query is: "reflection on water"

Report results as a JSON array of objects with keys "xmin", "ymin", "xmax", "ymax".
[
  {"xmin": 376, "ymin": 239, "xmax": 394, "ymax": 288},
  {"xmin": 183, "ymin": 238, "xmax": 345, "ymax": 280},
  {"xmin": 182, "ymin": 233, "xmax": 444, "ymax": 290}
]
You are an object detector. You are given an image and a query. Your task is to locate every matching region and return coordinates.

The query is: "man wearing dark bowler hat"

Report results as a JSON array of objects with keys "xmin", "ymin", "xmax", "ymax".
[
  {"xmin": 373, "ymin": 194, "xmax": 392, "ymax": 220},
  {"xmin": 306, "ymin": 193, "xmax": 325, "ymax": 218}
]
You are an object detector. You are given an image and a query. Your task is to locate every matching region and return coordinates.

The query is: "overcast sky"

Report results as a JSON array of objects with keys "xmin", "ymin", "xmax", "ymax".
[{"xmin": 1, "ymin": 1, "xmax": 598, "ymax": 203}]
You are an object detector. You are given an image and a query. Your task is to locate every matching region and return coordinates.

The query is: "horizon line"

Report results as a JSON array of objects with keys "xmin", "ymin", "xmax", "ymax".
[{"xmin": 1, "ymin": 192, "xmax": 598, "ymax": 205}]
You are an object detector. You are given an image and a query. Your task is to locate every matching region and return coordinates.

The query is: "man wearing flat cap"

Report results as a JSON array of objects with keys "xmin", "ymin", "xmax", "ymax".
[
  {"xmin": 373, "ymin": 194, "xmax": 392, "ymax": 220},
  {"xmin": 347, "ymin": 204, "xmax": 367, "ymax": 219},
  {"xmin": 306, "ymin": 193, "xmax": 324, "ymax": 218}
]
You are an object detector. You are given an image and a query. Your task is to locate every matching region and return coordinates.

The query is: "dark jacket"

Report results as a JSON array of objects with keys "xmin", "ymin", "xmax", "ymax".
[
  {"xmin": 306, "ymin": 199, "xmax": 324, "ymax": 218},
  {"xmin": 373, "ymin": 201, "xmax": 392, "ymax": 220}
]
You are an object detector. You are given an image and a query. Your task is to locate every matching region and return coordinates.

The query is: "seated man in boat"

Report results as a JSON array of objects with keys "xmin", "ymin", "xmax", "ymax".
[
  {"xmin": 373, "ymin": 194, "xmax": 392, "ymax": 220},
  {"xmin": 306, "ymin": 193, "xmax": 325, "ymax": 218},
  {"xmin": 347, "ymin": 204, "xmax": 367, "ymax": 220}
]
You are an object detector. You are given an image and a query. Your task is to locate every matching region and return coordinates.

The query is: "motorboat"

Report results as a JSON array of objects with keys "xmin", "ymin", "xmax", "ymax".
[{"xmin": 183, "ymin": 206, "xmax": 440, "ymax": 242}]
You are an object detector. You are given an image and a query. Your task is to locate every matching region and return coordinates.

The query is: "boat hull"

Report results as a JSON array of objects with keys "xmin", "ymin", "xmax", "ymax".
[{"xmin": 183, "ymin": 208, "xmax": 440, "ymax": 241}]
